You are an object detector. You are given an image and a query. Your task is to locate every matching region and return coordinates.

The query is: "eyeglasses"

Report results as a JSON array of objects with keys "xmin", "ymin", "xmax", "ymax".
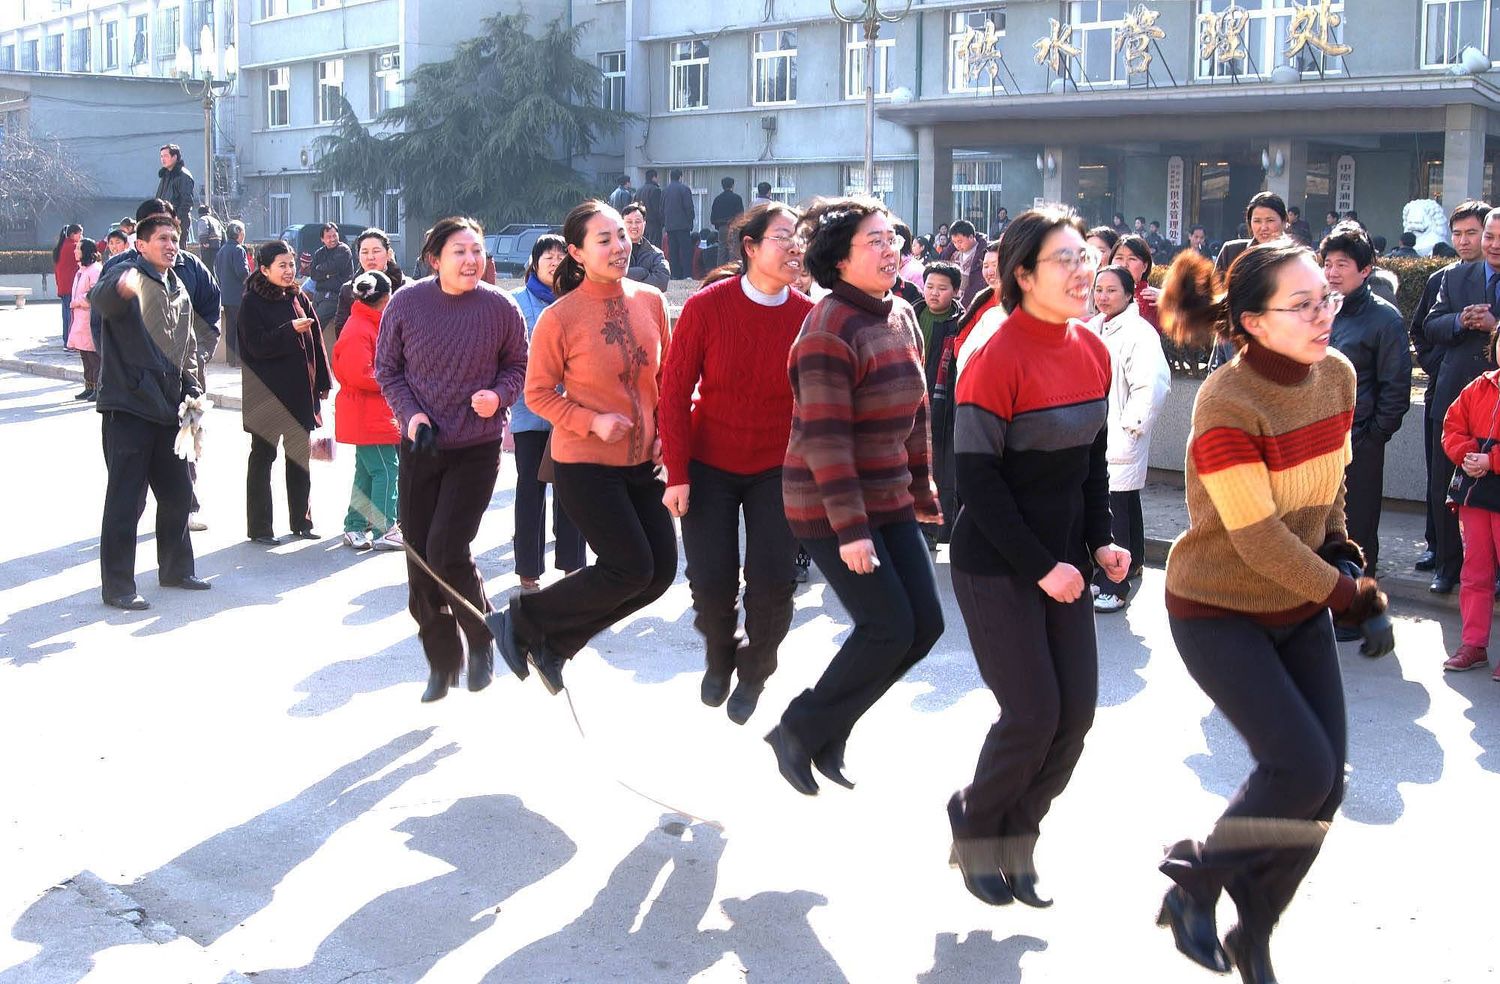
[
  {"xmin": 763, "ymin": 234, "xmax": 807, "ymax": 251},
  {"xmin": 854, "ymin": 234, "xmax": 905, "ymax": 254},
  {"xmin": 1265, "ymin": 291, "xmax": 1343, "ymax": 322},
  {"xmin": 1038, "ymin": 247, "xmax": 1103, "ymax": 272}
]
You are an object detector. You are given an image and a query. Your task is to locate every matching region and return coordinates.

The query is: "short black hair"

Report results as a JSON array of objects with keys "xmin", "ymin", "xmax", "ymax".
[
  {"xmin": 1149, "ymin": 220, "xmax": 1160, "ymax": 229},
  {"xmin": 1000, "ymin": 205, "xmax": 1087, "ymax": 314},
  {"xmin": 1288, "ymin": 206, "xmax": 1302, "ymax": 218},
  {"xmin": 799, "ymin": 196, "xmax": 889, "ymax": 289},
  {"xmin": 721, "ymin": 176, "xmax": 735, "ymax": 190},
  {"xmin": 1134, "ymin": 215, "xmax": 1146, "ymax": 224},
  {"xmin": 757, "ymin": 181, "xmax": 772, "ymax": 195},
  {"xmin": 321, "ymin": 222, "xmax": 340, "ymax": 235},
  {"xmin": 617, "ymin": 175, "xmax": 630, "ymax": 187},
  {"xmin": 1189, "ymin": 224, "xmax": 1206, "ymax": 235},
  {"xmin": 106, "ymin": 229, "xmax": 129, "ymax": 244},
  {"xmin": 159, "ymin": 144, "xmax": 182, "ymax": 161},
  {"xmin": 136, "ymin": 198, "xmax": 173, "ymax": 220},
  {"xmin": 949, "ymin": 220, "xmax": 976, "ymax": 238},
  {"xmin": 1320, "ymin": 221, "xmax": 1374, "ymax": 269},
  {"xmin": 136, "ymin": 213, "xmax": 179, "ymax": 241},
  {"xmin": 1452, "ymin": 200, "xmax": 1491, "ymax": 228},
  {"xmin": 1244, "ymin": 191, "xmax": 1287, "ymax": 226},
  {"xmin": 621, "ymin": 201, "xmax": 647, "ymax": 219},
  {"xmin": 670, "ymin": 168, "xmax": 683, "ymax": 181},
  {"xmin": 645, "ymin": 168, "xmax": 658, "ymax": 180},
  {"xmin": 1399, "ymin": 231, "xmax": 1417, "ymax": 248},
  {"xmin": 925, "ymin": 261, "xmax": 961, "ymax": 291}
]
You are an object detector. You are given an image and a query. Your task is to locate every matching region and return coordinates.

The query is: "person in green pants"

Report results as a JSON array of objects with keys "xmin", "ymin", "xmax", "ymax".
[{"xmin": 331, "ymin": 270, "xmax": 403, "ymax": 550}]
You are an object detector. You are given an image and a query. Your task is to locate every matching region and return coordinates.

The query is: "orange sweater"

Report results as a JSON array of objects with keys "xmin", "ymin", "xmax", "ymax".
[{"xmin": 524, "ymin": 276, "xmax": 672, "ymax": 466}]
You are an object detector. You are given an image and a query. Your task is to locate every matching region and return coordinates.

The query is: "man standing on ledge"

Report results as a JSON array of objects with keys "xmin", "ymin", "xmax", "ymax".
[
  {"xmin": 664, "ymin": 168, "xmax": 696, "ymax": 280},
  {"xmin": 711, "ymin": 177, "xmax": 746, "ymax": 262},
  {"xmin": 155, "ymin": 145, "xmax": 195, "ymax": 241},
  {"xmin": 89, "ymin": 213, "xmax": 210, "ymax": 610}
]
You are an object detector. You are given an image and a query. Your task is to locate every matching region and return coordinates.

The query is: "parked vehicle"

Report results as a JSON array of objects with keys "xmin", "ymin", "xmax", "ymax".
[
  {"xmin": 278, "ymin": 223, "xmax": 369, "ymax": 276},
  {"xmin": 484, "ymin": 224, "xmax": 556, "ymax": 276}
]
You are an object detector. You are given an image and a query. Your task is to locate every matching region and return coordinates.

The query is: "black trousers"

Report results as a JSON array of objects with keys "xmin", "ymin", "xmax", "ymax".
[
  {"xmin": 99, "ymin": 410, "xmax": 195, "ymax": 598},
  {"xmin": 781, "ymin": 521, "xmax": 944, "ymax": 757},
  {"xmin": 1095, "ymin": 489, "xmax": 1143, "ymax": 599},
  {"xmin": 80, "ymin": 350, "xmax": 100, "ymax": 389},
  {"xmin": 1344, "ymin": 432, "xmax": 1385, "ymax": 575},
  {"xmin": 1429, "ymin": 412, "xmax": 1464, "ymax": 581},
  {"xmin": 1164, "ymin": 612, "xmax": 1345, "ymax": 939},
  {"xmin": 1422, "ymin": 397, "xmax": 1436, "ymax": 550},
  {"xmin": 950, "ymin": 569, "xmax": 1096, "ymax": 867},
  {"xmin": 680, "ymin": 460, "xmax": 797, "ymax": 686},
  {"xmin": 666, "ymin": 228, "xmax": 694, "ymax": 280},
  {"xmin": 511, "ymin": 430, "xmax": 586, "ymax": 579},
  {"xmin": 222, "ymin": 305, "xmax": 240, "ymax": 366},
  {"xmin": 512, "ymin": 460, "xmax": 677, "ymax": 661},
  {"xmin": 399, "ymin": 439, "xmax": 501, "ymax": 675},
  {"xmin": 247, "ymin": 427, "xmax": 312, "ymax": 537}
]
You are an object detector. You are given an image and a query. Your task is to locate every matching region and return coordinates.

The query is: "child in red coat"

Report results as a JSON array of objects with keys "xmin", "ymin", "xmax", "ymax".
[
  {"xmin": 331, "ymin": 271, "xmax": 402, "ymax": 551},
  {"xmin": 1441, "ymin": 363, "xmax": 1500, "ymax": 678}
]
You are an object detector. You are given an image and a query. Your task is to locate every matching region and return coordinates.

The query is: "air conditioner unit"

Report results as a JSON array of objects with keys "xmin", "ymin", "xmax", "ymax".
[
  {"xmin": 760, "ymin": 115, "xmax": 777, "ymax": 132},
  {"xmin": 378, "ymin": 52, "xmax": 401, "ymax": 73}
]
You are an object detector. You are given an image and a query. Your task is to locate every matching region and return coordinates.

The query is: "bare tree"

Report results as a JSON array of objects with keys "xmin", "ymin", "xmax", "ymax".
[{"xmin": 0, "ymin": 127, "xmax": 97, "ymax": 234}]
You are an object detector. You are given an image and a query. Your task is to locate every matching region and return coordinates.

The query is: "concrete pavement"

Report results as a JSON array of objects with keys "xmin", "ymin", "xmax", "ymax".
[{"xmin": 0, "ymin": 324, "xmax": 1497, "ymax": 981}]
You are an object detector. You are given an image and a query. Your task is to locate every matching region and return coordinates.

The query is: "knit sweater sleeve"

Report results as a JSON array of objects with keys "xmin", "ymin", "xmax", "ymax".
[
  {"xmin": 659, "ymin": 289, "xmax": 708, "ymax": 486},
  {"xmin": 524, "ymin": 305, "xmax": 596, "ymax": 437},
  {"xmin": 488, "ymin": 294, "xmax": 530, "ymax": 408},
  {"xmin": 374, "ymin": 299, "xmax": 423, "ymax": 427},
  {"xmin": 791, "ymin": 327, "xmax": 871, "ymax": 544},
  {"xmin": 905, "ymin": 387, "xmax": 941, "ymax": 523},
  {"xmin": 1190, "ymin": 394, "xmax": 1352, "ymax": 610}
]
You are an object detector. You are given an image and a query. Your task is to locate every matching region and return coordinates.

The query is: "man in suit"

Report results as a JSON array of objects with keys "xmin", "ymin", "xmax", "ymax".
[
  {"xmin": 663, "ymin": 168, "xmax": 696, "ymax": 280},
  {"xmin": 1421, "ymin": 204, "xmax": 1500, "ymax": 593},
  {"xmin": 637, "ymin": 169, "xmax": 665, "ymax": 247},
  {"xmin": 947, "ymin": 220, "xmax": 990, "ymax": 309},
  {"xmin": 710, "ymin": 177, "xmax": 746, "ymax": 262}
]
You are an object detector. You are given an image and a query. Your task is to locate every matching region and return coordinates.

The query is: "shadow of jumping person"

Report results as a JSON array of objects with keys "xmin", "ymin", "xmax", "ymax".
[
  {"xmin": 253, "ymin": 795, "xmax": 575, "ymax": 984},
  {"xmin": 915, "ymin": 930, "xmax": 1048, "ymax": 984}
]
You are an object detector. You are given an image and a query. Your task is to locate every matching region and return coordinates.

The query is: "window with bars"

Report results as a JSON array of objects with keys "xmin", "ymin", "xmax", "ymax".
[
  {"xmin": 749, "ymin": 165, "xmax": 798, "ymax": 203},
  {"xmin": 844, "ymin": 22, "xmax": 896, "ymax": 100},
  {"xmin": 1422, "ymin": 0, "xmax": 1488, "ymax": 68},
  {"xmin": 22, "ymin": 40, "xmax": 39, "ymax": 71},
  {"xmin": 259, "ymin": 0, "xmax": 287, "ymax": 18},
  {"xmin": 317, "ymin": 59, "xmax": 344, "ymax": 124},
  {"xmin": 269, "ymin": 194, "xmax": 291, "ymax": 238},
  {"xmin": 153, "ymin": 7, "xmax": 179, "ymax": 60},
  {"xmin": 374, "ymin": 189, "xmax": 401, "ymax": 237},
  {"xmin": 102, "ymin": 21, "xmax": 118, "ymax": 70},
  {"xmin": 266, "ymin": 66, "xmax": 289, "ymax": 128},
  {"xmin": 598, "ymin": 50, "xmax": 624, "ymax": 110},
  {"xmin": 43, "ymin": 35, "xmax": 62, "ymax": 71},
  {"xmin": 952, "ymin": 159, "xmax": 1006, "ymax": 230},
  {"xmin": 317, "ymin": 188, "xmax": 344, "ymax": 224},
  {"xmin": 670, "ymin": 39, "xmax": 708, "ymax": 111},
  {"xmin": 843, "ymin": 163, "xmax": 895, "ymax": 201},
  {"xmin": 0, "ymin": 45, "xmax": 13, "ymax": 71},
  {"xmin": 948, "ymin": 7, "xmax": 1006, "ymax": 92},
  {"xmin": 752, "ymin": 29, "xmax": 797, "ymax": 106},
  {"xmin": 68, "ymin": 27, "xmax": 90, "ymax": 72}
]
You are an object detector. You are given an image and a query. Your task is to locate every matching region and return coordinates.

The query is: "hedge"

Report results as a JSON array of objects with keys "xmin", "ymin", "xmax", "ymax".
[{"xmin": 0, "ymin": 251, "xmax": 54, "ymax": 275}]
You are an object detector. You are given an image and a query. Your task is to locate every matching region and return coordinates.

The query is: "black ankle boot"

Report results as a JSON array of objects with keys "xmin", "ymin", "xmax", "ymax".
[
  {"xmin": 701, "ymin": 666, "xmax": 732, "ymax": 707},
  {"xmin": 764, "ymin": 723, "xmax": 818, "ymax": 795},
  {"xmin": 483, "ymin": 608, "xmax": 529, "ymax": 681},
  {"xmin": 946, "ymin": 794, "xmax": 1013, "ymax": 906},
  {"xmin": 725, "ymin": 679, "xmax": 763, "ymax": 725},
  {"xmin": 1157, "ymin": 885, "xmax": 1230, "ymax": 972},
  {"xmin": 467, "ymin": 643, "xmax": 494, "ymax": 692},
  {"xmin": 528, "ymin": 645, "xmax": 566, "ymax": 695},
  {"xmin": 1224, "ymin": 926, "xmax": 1277, "ymax": 984},
  {"xmin": 812, "ymin": 739, "xmax": 854, "ymax": 789},
  {"xmin": 421, "ymin": 667, "xmax": 459, "ymax": 703}
]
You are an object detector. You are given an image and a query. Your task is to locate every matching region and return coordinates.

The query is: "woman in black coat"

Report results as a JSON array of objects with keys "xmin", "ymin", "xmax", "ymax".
[{"xmin": 238, "ymin": 239, "xmax": 331, "ymax": 544}]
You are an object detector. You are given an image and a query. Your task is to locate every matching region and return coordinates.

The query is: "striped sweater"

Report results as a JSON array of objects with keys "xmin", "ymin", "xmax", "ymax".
[
  {"xmin": 950, "ymin": 308, "xmax": 1113, "ymax": 579},
  {"xmin": 782, "ymin": 280, "xmax": 939, "ymax": 544},
  {"xmin": 1165, "ymin": 342, "xmax": 1360, "ymax": 623}
]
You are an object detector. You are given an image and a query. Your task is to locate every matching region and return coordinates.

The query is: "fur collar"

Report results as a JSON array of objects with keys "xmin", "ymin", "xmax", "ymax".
[{"xmin": 247, "ymin": 269, "xmax": 303, "ymax": 302}]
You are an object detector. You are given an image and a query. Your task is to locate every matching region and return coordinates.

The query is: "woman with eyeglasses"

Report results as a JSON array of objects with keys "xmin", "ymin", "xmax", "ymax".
[
  {"xmin": 660, "ymin": 203, "xmax": 813, "ymax": 725},
  {"xmin": 1153, "ymin": 242, "xmax": 1391, "ymax": 984},
  {"xmin": 943, "ymin": 206, "xmax": 1127, "ymax": 910},
  {"xmin": 764, "ymin": 196, "xmax": 943, "ymax": 796}
]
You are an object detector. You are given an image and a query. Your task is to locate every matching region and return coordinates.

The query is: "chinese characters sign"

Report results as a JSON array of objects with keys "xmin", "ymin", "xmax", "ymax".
[
  {"xmin": 1033, "ymin": 18, "xmax": 1082, "ymax": 75},
  {"xmin": 1198, "ymin": 3, "xmax": 1250, "ymax": 70},
  {"xmin": 1287, "ymin": 0, "xmax": 1351, "ymax": 58},
  {"xmin": 1167, "ymin": 156, "xmax": 1185, "ymax": 243},
  {"xmin": 1114, "ymin": 5, "xmax": 1166, "ymax": 77},
  {"xmin": 1335, "ymin": 155, "xmax": 1355, "ymax": 214}
]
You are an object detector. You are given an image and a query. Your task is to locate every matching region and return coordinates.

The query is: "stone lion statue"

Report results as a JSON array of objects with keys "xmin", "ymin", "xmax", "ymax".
[{"xmin": 1403, "ymin": 199, "xmax": 1450, "ymax": 257}]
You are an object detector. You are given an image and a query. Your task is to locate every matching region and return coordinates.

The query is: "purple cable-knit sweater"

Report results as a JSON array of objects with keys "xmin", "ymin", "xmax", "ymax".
[{"xmin": 374, "ymin": 278, "xmax": 529, "ymax": 449}]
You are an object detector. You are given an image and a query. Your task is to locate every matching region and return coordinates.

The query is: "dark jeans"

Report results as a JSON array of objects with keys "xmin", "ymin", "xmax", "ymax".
[
  {"xmin": 59, "ymin": 294, "xmax": 70, "ymax": 344},
  {"xmin": 512, "ymin": 460, "xmax": 677, "ymax": 661},
  {"xmin": 1095, "ymin": 489, "xmax": 1143, "ymax": 599},
  {"xmin": 1163, "ymin": 612, "xmax": 1345, "ymax": 939},
  {"xmin": 780, "ymin": 521, "xmax": 944, "ymax": 757},
  {"xmin": 1429, "ymin": 412, "xmax": 1463, "ymax": 581},
  {"xmin": 950, "ymin": 569, "xmax": 1096, "ymax": 867},
  {"xmin": 666, "ymin": 228, "xmax": 694, "ymax": 280},
  {"xmin": 222, "ymin": 305, "xmax": 240, "ymax": 366},
  {"xmin": 99, "ymin": 410, "xmax": 195, "ymax": 598},
  {"xmin": 680, "ymin": 460, "xmax": 797, "ymax": 686},
  {"xmin": 80, "ymin": 350, "xmax": 100, "ymax": 389},
  {"xmin": 511, "ymin": 429, "xmax": 586, "ymax": 579},
  {"xmin": 247, "ymin": 427, "xmax": 312, "ymax": 537},
  {"xmin": 399, "ymin": 439, "xmax": 501, "ymax": 675},
  {"xmin": 1344, "ymin": 431, "xmax": 1385, "ymax": 574}
]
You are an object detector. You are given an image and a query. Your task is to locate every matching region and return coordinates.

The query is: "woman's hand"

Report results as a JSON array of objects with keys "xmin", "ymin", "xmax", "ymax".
[
  {"xmin": 1463, "ymin": 451, "xmax": 1491, "ymax": 478},
  {"xmin": 663, "ymin": 484, "xmax": 690, "ymax": 518},
  {"xmin": 1140, "ymin": 284, "xmax": 1162, "ymax": 303},
  {"xmin": 840, "ymin": 538, "xmax": 879, "ymax": 575},
  {"xmin": 406, "ymin": 413, "xmax": 432, "ymax": 442},
  {"xmin": 292, "ymin": 317, "xmax": 315, "ymax": 335},
  {"xmin": 590, "ymin": 412, "xmax": 632, "ymax": 443},
  {"xmin": 471, "ymin": 389, "xmax": 500, "ymax": 418},
  {"xmin": 1037, "ymin": 562, "xmax": 1085, "ymax": 603},
  {"xmin": 1094, "ymin": 544, "xmax": 1132, "ymax": 583}
]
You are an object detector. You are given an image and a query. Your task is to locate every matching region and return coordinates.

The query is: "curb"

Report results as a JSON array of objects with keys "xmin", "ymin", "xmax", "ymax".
[{"xmin": 0, "ymin": 356, "xmax": 243, "ymax": 410}]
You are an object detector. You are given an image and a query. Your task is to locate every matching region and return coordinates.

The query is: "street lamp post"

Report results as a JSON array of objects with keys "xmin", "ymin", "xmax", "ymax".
[
  {"xmin": 830, "ymin": 0, "xmax": 912, "ymax": 196},
  {"xmin": 176, "ymin": 22, "xmax": 237, "ymax": 219}
]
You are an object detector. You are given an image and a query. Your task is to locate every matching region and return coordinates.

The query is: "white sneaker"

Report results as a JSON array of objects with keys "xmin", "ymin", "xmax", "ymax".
[
  {"xmin": 342, "ymin": 530, "xmax": 373, "ymax": 551},
  {"xmin": 1093, "ymin": 593, "xmax": 1127, "ymax": 613},
  {"xmin": 372, "ymin": 526, "xmax": 405, "ymax": 551},
  {"xmin": 1090, "ymin": 583, "xmax": 1100, "ymax": 598},
  {"xmin": 188, "ymin": 513, "xmax": 207, "ymax": 532}
]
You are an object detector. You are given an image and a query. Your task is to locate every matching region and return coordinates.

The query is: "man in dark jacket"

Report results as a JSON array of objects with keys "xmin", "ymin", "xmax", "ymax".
[
  {"xmin": 622, "ymin": 203, "xmax": 670, "ymax": 290},
  {"xmin": 1410, "ymin": 199, "xmax": 1488, "ymax": 576},
  {"xmin": 638, "ymin": 169, "xmax": 665, "ymax": 247},
  {"xmin": 155, "ymin": 145, "xmax": 195, "ymax": 240},
  {"xmin": 1324, "ymin": 222, "xmax": 1411, "ymax": 581},
  {"xmin": 913, "ymin": 261, "xmax": 965, "ymax": 544},
  {"xmin": 710, "ymin": 177, "xmax": 745, "ymax": 262},
  {"xmin": 309, "ymin": 223, "xmax": 353, "ymax": 340},
  {"xmin": 89, "ymin": 213, "xmax": 209, "ymax": 609},
  {"xmin": 1422, "ymin": 204, "xmax": 1500, "ymax": 592},
  {"xmin": 215, "ymin": 220, "xmax": 250, "ymax": 367},
  {"xmin": 663, "ymin": 168, "xmax": 696, "ymax": 280}
]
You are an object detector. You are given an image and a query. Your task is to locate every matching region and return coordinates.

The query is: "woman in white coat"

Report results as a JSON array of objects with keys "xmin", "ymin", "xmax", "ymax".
[{"xmin": 1087, "ymin": 264, "xmax": 1171, "ymax": 612}]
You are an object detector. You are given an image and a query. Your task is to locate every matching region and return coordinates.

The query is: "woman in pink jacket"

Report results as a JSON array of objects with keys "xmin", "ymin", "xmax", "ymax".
[{"xmin": 67, "ymin": 239, "xmax": 102, "ymax": 401}]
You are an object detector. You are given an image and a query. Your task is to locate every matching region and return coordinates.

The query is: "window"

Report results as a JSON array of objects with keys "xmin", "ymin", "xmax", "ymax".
[
  {"xmin": 752, "ymin": 29, "xmax": 797, "ymax": 105},
  {"xmin": 317, "ymin": 58, "xmax": 344, "ymax": 123},
  {"xmin": 266, "ymin": 66, "xmax": 289, "ymax": 128},
  {"xmin": 153, "ymin": 7, "xmax": 179, "ymax": 61},
  {"xmin": 843, "ymin": 163, "xmax": 895, "ymax": 202},
  {"xmin": 669, "ymin": 39, "xmax": 709, "ymax": 111},
  {"xmin": 43, "ymin": 35, "xmax": 62, "ymax": 71},
  {"xmin": 372, "ymin": 50, "xmax": 403, "ymax": 114},
  {"xmin": 598, "ymin": 50, "xmax": 625, "ymax": 111},
  {"xmin": 317, "ymin": 188, "xmax": 344, "ymax": 224},
  {"xmin": 948, "ymin": 7, "xmax": 1007, "ymax": 92},
  {"xmin": 259, "ymin": 0, "xmax": 288, "ymax": 17},
  {"xmin": 844, "ymin": 22, "xmax": 896, "ymax": 100},
  {"xmin": 1423, "ymin": 0, "xmax": 1488, "ymax": 68},
  {"xmin": 0, "ymin": 45, "xmax": 14, "ymax": 71},
  {"xmin": 131, "ymin": 15, "xmax": 147, "ymax": 66},
  {"xmin": 102, "ymin": 21, "xmax": 118, "ymax": 70},
  {"xmin": 269, "ymin": 193, "xmax": 291, "ymax": 237},
  {"xmin": 1196, "ymin": 0, "xmax": 1346, "ymax": 79},
  {"xmin": 749, "ymin": 165, "xmax": 797, "ymax": 203},
  {"xmin": 68, "ymin": 27, "xmax": 90, "ymax": 72},
  {"xmin": 674, "ymin": 167, "xmax": 711, "ymax": 227},
  {"xmin": 374, "ymin": 189, "xmax": 401, "ymax": 236},
  {"xmin": 952, "ymin": 158, "xmax": 1005, "ymax": 229},
  {"xmin": 22, "ymin": 40, "xmax": 38, "ymax": 71},
  {"xmin": 1066, "ymin": 1, "xmax": 1128, "ymax": 84},
  {"xmin": 188, "ymin": 0, "xmax": 213, "ymax": 45}
]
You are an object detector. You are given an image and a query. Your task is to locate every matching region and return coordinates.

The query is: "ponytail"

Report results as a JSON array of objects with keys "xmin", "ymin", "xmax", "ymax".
[
  {"xmin": 554, "ymin": 254, "xmax": 586, "ymax": 297},
  {"xmin": 1160, "ymin": 250, "xmax": 1228, "ymax": 350}
]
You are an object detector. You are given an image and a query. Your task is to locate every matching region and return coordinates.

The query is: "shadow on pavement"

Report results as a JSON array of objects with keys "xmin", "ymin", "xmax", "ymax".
[
  {"xmin": 916, "ymin": 930, "xmax": 1048, "ymax": 983},
  {"xmin": 287, "ymin": 634, "xmax": 421, "ymax": 717},
  {"xmin": 1095, "ymin": 611, "xmax": 1151, "ymax": 709}
]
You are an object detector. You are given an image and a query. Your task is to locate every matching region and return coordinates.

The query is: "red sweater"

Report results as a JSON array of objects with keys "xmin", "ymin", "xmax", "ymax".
[
  {"xmin": 55, "ymin": 246, "xmax": 80, "ymax": 299},
  {"xmin": 659, "ymin": 276, "xmax": 813, "ymax": 486},
  {"xmin": 332, "ymin": 301, "xmax": 400, "ymax": 445}
]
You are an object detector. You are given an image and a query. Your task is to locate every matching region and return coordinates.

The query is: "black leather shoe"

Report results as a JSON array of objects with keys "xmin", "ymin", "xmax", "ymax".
[
  {"xmin": 725, "ymin": 680, "xmax": 763, "ymax": 725},
  {"xmin": 103, "ymin": 593, "xmax": 150, "ymax": 611},
  {"xmin": 701, "ymin": 667, "xmax": 732, "ymax": 707},
  {"xmin": 1430, "ymin": 575, "xmax": 1457, "ymax": 594},
  {"xmin": 482, "ymin": 608, "xmax": 531, "ymax": 681},
  {"xmin": 1003, "ymin": 870, "xmax": 1053, "ymax": 908},
  {"xmin": 1156, "ymin": 885, "xmax": 1231, "ymax": 973},
  {"xmin": 421, "ymin": 667, "xmax": 459, "ymax": 703},
  {"xmin": 1414, "ymin": 550, "xmax": 1436, "ymax": 572},
  {"xmin": 467, "ymin": 643, "xmax": 494, "ymax": 692},
  {"xmin": 249, "ymin": 534, "xmax": 279, "ymax": 546},
  {"xmin": 527, "ymin": 646, "xmax": 566, "ymax": 695},
  {"xmin": 1224, "ymin": 926, "xmax": 1278, "ymax": 984},
  {"xmin": 290, "ymin": 529, "xmax": 319, "ymax": 540},
  {"xmin": 812, "ymin": 739, "xmax": 855, "ymax": 789},
  {"xmin": 764, "ymin": 724, "xmax": 818, "ymax": 795},
  {"xmin": 946, "ymin": 793, "xmax": 1013, "ymax": 905},
  {"xmin": 161, "ymin": 575, "xmax": 212, "ymax": 590}
]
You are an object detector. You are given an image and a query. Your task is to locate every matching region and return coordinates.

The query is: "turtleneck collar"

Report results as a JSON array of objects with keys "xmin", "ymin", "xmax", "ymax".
[
  {"xmin": 1242, "ymin": 339, "xmax": 1313, "ymax": 385},
  {"xmin": 830, "ymin": 279, "xmax": 893, "ymax": 317},
  {"xmin": 1006, "ymin": 304, "xmax": 1072, "ymax": 342},
  {"xmin": 574, "ymin": 275, "xmax": 625, "ymax": 300},
  {"xmin": 741, "ymin": 274, "xmax": 789, "ymax": 307}
]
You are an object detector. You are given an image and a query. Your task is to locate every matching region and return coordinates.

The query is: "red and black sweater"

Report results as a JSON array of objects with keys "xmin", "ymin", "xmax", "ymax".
[{"xmin": 951, "ymin": 307, "xmax": 1113, "ymax": 579}]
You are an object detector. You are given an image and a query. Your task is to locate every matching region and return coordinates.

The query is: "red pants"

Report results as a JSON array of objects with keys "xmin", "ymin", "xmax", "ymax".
[{"xmin": 1458, "ymin": 506, "xmax": 1500, "ymax": 647}]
